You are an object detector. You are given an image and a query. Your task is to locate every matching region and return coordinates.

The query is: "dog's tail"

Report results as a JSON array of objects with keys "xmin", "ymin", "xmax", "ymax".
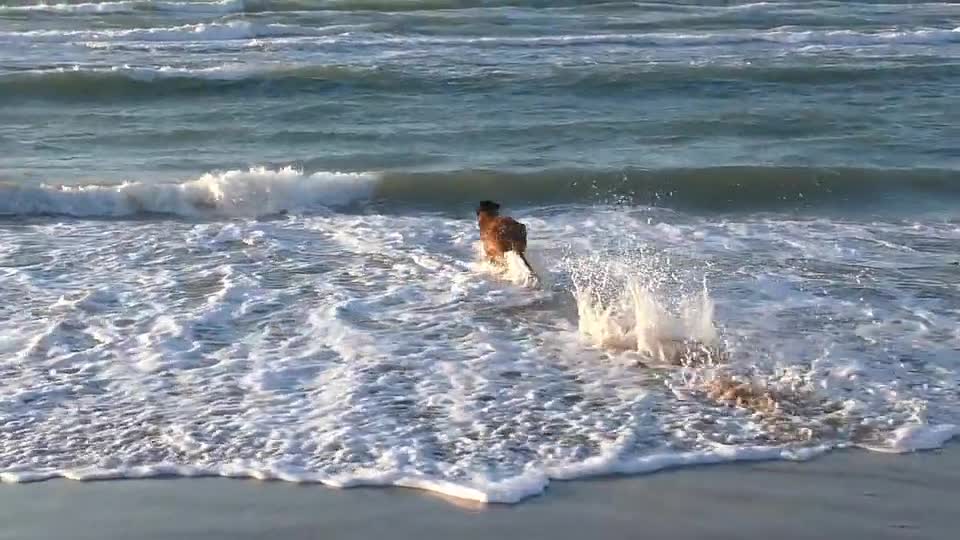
[{"xmin": 518, "ymin": 252, "xmax": 538, "ymax": 280}]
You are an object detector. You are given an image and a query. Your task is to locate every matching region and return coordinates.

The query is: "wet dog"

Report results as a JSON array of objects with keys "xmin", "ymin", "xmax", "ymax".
[{"xmin": 476, "ymin": 200, "xmax": 536, "ymax": 277}]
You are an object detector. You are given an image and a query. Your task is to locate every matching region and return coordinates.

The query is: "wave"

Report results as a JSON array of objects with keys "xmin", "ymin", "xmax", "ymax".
[
  {"xmin": 0, "ymin": 1, "xmax": 141, "ymax": 13},
  {"xmin": 0, "ymin": 0, "xmax": 245, "ymax": 14},
  {"xmin": 373, "ymin": 167, "xmax": 960, "ymax": 211},
  {"xmin": 0, "ymin": 0, "xmax": 246, "ymax": 14},
  {"xmin": 0, "ymin": 21, "xmax": 313, "ymax": 43},
  {"xmin": 0, "ymin": 64, "xmax": 408, "ymax": 100},
  {"xmin": 2, "ymin": 166, "xmax": 958, "ymax": 219},
  {"xmin": 2, "ymin": 428, "xmax": 955, "ymax": 502},
  {"xmin": 2, "ymin": 23, "xmax": 957, "ymax": 46},
  {"xmin": 0, "ymin": 1, "xmax": 662, "ymax": 15},
  {"xmin": 6, "ymin": 0, "xmax": 960, "ymax": 17},
  {"xmin": 4, "ymin": 60, "xmax": 956, "ymax": 102},
  {"xmin": 767, "ymin": 26, "xmax": 960, "ymax": 46},
  {"xmin": 0, "ymin": 445, "xmax": 830, "ymax": 503},
  {"xmin": 386, "ymin": 27, "xmax": 960, "ymax": 47},
  {"xmin": 0, "ymin": 0, "xmax": 612, "ymax": 16},
  {"xmin": 0, "ymin": 167, "xmax": 376, "ymax": 218}
]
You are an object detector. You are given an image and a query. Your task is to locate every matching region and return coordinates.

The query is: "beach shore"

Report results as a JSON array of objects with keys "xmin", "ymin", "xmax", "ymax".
[{"xmin": 1, "ymin": 445, "xmax": 956, "ymax": 540}]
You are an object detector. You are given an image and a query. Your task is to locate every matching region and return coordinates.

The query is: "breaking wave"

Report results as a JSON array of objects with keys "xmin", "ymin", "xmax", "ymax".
[{"xmin": 2, "ymin": 166, "xmax": 958, "ymax": 218}]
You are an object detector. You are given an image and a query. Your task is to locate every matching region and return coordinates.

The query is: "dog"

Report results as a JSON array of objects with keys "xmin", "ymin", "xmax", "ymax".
[{"xmin": 476, "ymin": 200, "xmax": 536, "ymax": 277}]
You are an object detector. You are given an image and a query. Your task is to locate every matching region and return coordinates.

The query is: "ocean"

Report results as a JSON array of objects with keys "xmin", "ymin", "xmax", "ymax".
[{"xmin": 0, "ymin": 0, "xmax": 958, "ymax": 503}]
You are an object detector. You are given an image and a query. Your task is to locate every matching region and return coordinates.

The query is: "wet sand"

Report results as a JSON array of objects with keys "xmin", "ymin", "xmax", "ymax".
[{"xmin": 1, "ymin": 445, "xmax": 956, "ymax": 540}]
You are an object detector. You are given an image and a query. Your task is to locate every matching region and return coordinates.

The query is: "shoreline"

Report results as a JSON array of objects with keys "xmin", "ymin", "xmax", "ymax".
[{"xmin": 1, "ymin": 444, "xmax": 956, "ymax": 540}]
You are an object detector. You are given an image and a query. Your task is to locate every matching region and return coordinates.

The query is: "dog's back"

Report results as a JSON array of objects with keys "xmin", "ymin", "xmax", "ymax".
[
  {"xmin": 476, "ymin": 200, "xmax": 536, "ymax": 278},
  {"xmin": 482, "ymin": 216, "xmax": 527, "ymax": 255}
]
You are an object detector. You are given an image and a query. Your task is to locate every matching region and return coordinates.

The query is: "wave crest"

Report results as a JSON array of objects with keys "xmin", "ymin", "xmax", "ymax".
[
  {"xmin": 0, "ymin": 167, "xmax": 376, "ymax": 218},
  {"xmin": 2, "ymin": 166, "xmax": 958, "ymax": 219},
  {"xmin": 0, "ymin": 0, "xmax": 244, "ymax": 14},
  {"xmin": 0, "ymin": 21, "xmax": 310, "ymax": 44}
]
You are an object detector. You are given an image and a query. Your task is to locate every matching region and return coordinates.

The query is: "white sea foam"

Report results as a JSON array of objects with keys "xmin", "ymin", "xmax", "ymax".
[
  {"xmin": 376, "ymin": 28, "xmax": 960, "ymax": 48},
  {"xmin": 472, "ymin": 242, "xmax": 542, "ymax": 289},
  {"xmin": 0, "ymin": 445, "xmax": 832, "ymax": 503},
  {"xmin": 5, "ymin": 62, "xmax": 360, "ymax": 82},
  {"xmin": 153, "ymin": 0, "xmax": 245, "ymax": 13},
  {"xmin": 768, "ymin": 27, "xmax": 960, "ymax": 46},
  {"xmin": 0, "ymin": 167, "xmax": 376, "ymax": 217},
  {"xmin": 0, "ymin": 21, "xmax": 307, "ymax": 44},
  {"xmin": 1, "ymin": 205, "xmax": 956, "ymax": 503},
  {"xmin": 0, "ymin": 1, "xmax": 139, "ymax": 13},
  {"xmin": 0, "ymin": 0, "xmax": 244, "ymax": 14},
  {"xmin": 864, "ymin": 424, "xmax": 959, "ymax": 453},
  {"xmin": 3, "ymin": 24, "xmax": 957, "ymax": 48}
]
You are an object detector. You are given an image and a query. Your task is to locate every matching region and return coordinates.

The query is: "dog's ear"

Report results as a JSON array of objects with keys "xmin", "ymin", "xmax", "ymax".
[{"xmin": 477, "ymin": 200, "xmax": 501, "ymax": 215}]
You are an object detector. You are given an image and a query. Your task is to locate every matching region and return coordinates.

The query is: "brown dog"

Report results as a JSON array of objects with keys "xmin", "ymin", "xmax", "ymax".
[{"xmin": 476, "ymin": 200, "xmax": 536, "ymax": 277}]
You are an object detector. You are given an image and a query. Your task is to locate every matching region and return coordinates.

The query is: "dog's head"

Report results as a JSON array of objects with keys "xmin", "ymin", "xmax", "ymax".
[{"xmin": 477, "ymin": 200, "xmax": 501, "ymax": 220}]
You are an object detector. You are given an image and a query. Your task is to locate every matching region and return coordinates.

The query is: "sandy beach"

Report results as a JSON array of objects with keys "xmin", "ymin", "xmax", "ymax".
[{"xmin": 2, "ymin": 445, "xmax": 956, "ymax": 540}]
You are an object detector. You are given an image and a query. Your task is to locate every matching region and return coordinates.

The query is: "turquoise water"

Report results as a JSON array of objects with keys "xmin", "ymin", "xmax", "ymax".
[
  {"xmin": 1, "ymin": 0, "xmax": 958, "ymax": 193},
  {"xmin": 0, "ymin": 1, "xmax": 958, "ymax": 503}
]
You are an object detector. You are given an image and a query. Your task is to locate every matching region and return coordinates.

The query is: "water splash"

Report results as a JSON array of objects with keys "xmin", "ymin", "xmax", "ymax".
[
  {"xmin": 472, "ymin": 242, "xmax": 541, "ymax": 288},
  {"xmin": 563, "ymin": 248, "xmax": 720, "ymax": 365}
]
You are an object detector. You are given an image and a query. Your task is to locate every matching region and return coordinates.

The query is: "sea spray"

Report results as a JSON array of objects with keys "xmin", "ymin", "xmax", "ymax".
[
  {"xmin": 472, "ymin": 242, "xmax": 542, "ymax": 288},
  {"xmin": 563, "ymin": 248, "xmax": 720, "ymax": 364}
]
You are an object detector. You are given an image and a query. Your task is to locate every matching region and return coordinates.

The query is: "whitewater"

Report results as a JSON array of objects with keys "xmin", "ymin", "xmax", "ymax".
[{"xmin": 1, "ymin": 167, "xmax": 957, "ymax": 502}]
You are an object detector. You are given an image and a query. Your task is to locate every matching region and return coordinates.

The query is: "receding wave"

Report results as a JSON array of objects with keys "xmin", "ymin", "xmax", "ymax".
[{"xmin": 1, "ymin": 166, "xmax": 958, "ymax": 219}]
